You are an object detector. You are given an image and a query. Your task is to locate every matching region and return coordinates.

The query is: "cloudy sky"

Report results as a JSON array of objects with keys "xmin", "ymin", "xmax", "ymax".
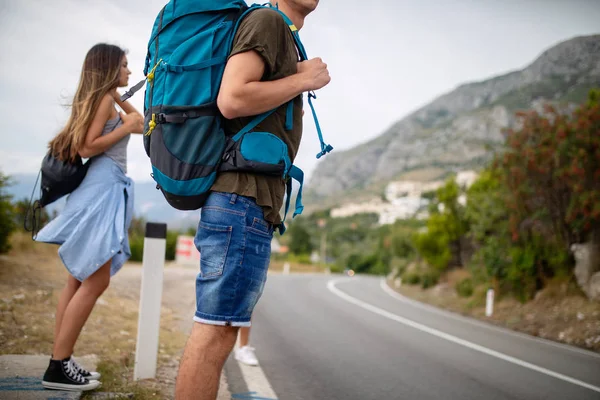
[{"xmin": 1, "ymin": 0, "xmax": 599, "ymax": 185}]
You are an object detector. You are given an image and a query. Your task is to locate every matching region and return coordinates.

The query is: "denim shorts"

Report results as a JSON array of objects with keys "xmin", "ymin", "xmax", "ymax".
[{"xmin": 193, "ymin": 191, "xmax": 274, "ymax": 327}]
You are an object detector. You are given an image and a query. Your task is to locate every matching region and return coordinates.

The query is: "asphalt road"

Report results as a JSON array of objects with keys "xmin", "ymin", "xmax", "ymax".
[{"xmin": 224, "ymin": 274, "xmax": 600, "ymax": 400}]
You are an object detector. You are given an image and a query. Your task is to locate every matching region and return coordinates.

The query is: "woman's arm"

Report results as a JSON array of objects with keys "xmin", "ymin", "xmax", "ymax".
[
  {"xmin": 113, "ymin": 90, "xmax": 142, "ymax": 117},
  {"xmin": 78, "ymin": 95, "xmax": 139, "ymax": 158}
]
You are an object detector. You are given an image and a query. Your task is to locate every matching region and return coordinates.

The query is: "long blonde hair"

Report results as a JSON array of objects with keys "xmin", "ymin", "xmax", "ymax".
[{"xmin": 49, "ymin": 43, "xmax": 125, "ymax": 162}]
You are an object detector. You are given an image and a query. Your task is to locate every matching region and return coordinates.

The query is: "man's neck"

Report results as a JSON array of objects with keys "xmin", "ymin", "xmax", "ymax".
[{"xmin": 271, "ymin": 1, "xmax": 305, "ymax": 30}]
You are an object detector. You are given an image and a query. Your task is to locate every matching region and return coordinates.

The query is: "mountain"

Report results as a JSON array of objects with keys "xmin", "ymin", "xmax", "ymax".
[
  {"xmin": 5, "ymin": 174, "xmax": 200, "ymax": 232},
  {"xmin": 304, "ymin": 34, "xmax": 600, "ymax": 210}
]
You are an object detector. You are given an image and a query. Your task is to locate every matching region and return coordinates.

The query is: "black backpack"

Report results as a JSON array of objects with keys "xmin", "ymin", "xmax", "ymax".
[{"xmin": 25, "ymin": 152, "xmax": 89, "ymax": 238}]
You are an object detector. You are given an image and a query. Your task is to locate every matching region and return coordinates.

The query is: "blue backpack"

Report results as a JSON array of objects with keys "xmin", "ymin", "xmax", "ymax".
[{"xmin": 122, "ymin": 0, "xmax": 332, "ymax": 234}]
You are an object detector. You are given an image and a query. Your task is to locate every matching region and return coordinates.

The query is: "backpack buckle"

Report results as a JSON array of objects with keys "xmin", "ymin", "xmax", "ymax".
[{"xmin": 155, "ymin": 113, "xmax": 167, "ymax": 124}]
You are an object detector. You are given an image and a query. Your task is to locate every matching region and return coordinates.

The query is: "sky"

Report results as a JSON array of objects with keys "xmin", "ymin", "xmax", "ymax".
[{"xmin": 1, "ymin": 0, "xmax": 599, "ymax": 185}]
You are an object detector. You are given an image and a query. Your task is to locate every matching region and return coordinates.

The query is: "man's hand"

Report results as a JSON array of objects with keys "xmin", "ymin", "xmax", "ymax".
[
  {"xmin": 297, "ymin": 58, "xmax": 331, "ymax": 91},
  {"xmin": 217, "ymin": 54, "xmax": 331, "ymax": 119}
]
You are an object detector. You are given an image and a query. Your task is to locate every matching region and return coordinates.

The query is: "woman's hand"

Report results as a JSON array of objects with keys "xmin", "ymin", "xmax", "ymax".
[{"xmin": 120, "ymin": 112, "xmax": 144, "ymax": 134}]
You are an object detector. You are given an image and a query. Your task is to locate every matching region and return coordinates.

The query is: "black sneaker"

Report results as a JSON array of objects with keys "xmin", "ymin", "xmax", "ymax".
[
  {"xmin": 42, "ymin": 358, "xmax": 100, "ymax": 391},
  {"xmin": 70, "ymin": 356, "xmax": 101, "ymax": 380}
]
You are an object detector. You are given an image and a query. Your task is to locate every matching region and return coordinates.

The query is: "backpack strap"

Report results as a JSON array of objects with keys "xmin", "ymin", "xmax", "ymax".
[
  {"xmin": 279, "ymin": 164, "xmax": 304, "ymax": 235},
  {"xmin": 285, "ymin": 100, "xmax": 294, "ymax": 130},
  {"xmin": 122, "ymin": 6, "xmax": 166, "ymax": 102},
  {"xmin": 269, "ymin": 7, "xmax": 308, "ymax": 61},
  {"xmin": 120, "ymin": 77, "xmax": 147, "ymax": 102},
  {"xmin": 231, "ymin": 108, "xmax": 277, "ymax": 143},
  {"xmin": 269, "ymin": 6, "xmax": 333, "ymax": 159},
  {"xmin": 24, "ymin": 170, "xmax": 42, "ymax": 240},
  {"xmin": 288, "ymin": 165, "xmax": 304, "ymax": 218},
  {"xmin": 307, "ymin": 92, "xmax": 333, "ymax": 159}
]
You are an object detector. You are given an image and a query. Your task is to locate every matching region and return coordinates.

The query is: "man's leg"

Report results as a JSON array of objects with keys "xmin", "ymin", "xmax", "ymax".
[{"xmin": 175, "ymin": 322, "xmax": 239, "ymax": 400}]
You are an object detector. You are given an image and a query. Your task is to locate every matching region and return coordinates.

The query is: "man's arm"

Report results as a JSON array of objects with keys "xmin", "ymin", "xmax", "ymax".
[{"xmin": 217, "ymin": 50, "xmax": 330, "ymax": 119}]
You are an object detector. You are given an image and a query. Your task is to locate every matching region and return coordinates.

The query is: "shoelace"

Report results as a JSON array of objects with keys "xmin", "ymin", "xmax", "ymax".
[
  {"xmin": 63, "ymin": 360, "xmax": 85, "ymax": 383},
  {"xmin": 70, "ymin": 358, "xmax": 90, "ymax": 376}
]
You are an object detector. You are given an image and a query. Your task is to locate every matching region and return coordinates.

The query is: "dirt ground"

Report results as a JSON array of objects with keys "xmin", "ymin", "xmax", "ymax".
[
  {"xmin": 0, "ymin": 233, "xmax": 189, "ymax": 399},
  {"xmin": 0, "ymin": 232, "xmax": 317, "ymax": 399}
]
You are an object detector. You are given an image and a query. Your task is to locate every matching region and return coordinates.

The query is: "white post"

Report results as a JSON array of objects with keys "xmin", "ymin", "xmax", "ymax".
[
  {"xmin": 134, "ymin": 222, "xmax": 167, "ymax": 381},
  {"xmin": 485, "ymin": 288, "xmax": 494, "ymax": 317},
  {"xmin": 283, "ymin": 262, "xmax": 290, "ymax": 275}
]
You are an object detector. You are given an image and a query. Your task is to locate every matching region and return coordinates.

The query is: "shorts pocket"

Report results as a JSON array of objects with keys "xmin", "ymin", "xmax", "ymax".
[
  {"xmin": 195, "ymin": 221, "xmax": 232, "ymax": 278},
  {"xmin": 248, "ymin": 217, "xmax": 273, "ymax": 238}
]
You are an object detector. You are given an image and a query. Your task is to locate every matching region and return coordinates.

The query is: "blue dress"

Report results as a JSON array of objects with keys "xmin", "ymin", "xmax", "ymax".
[{"xmin": 36, "ymin": 115, "xmax": 134, "ymax": 281}]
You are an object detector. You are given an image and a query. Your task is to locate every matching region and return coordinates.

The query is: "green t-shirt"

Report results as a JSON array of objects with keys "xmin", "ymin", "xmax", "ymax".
[{"xmin": 210, "ymin": 8, "xmax": 303, "ymax": 226}]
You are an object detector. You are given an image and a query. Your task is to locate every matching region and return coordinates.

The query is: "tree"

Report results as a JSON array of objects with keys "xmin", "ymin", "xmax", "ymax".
[
  {"xmin": 0, "ymin": 172, "xmax": 16, "ymax": 253},
  {"xmin": 166, "ymin": 230, "xmax": 178, "ymax": 261},
  {"xmin": 414, "ymin": 177, "xmax": 469, "ymax": 271},
  {"xmin": 461, "ymin": 169, "xmax": 510, "ymax": 291},
  {"xmin": 469, "ymin": 89, "xmax": 600, "ymax": 300},
  {"xmin": 499, "ymin": 90, "xmax": 600, "ymax": 264},
  {"xmin": 465, "ymin": 169, "xmax": 507, "ymax": 243},
  {"xmin": 129, "ymin": 215, "xmax": 147, "ymax": 237},
  {"xmin": 413, "ymin": 214, "xmax": 453, "ymax": 271},
  {"xmin": 390, "ymin": 226, "xmax": 415, "ymax": 259},
  {"xmin": 127, "ymin": 214, "xmax": 178, "ymax": 262},
  {"xmin": 288, "ymin": 222, "xmax": 313, "ymax": 255},
  {"xmin": 13, "ymin": 197, "xmax": 50, "ymax": 231}
]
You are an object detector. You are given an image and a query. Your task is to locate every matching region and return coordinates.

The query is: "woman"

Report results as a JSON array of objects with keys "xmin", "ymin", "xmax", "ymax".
[
  {"xmin": 235, "ymin": 326, "xmax": 259, "ymax": 366},
  {"xmin": 35, "ymin": 43, "xmax": 144, "ymax": 391}
]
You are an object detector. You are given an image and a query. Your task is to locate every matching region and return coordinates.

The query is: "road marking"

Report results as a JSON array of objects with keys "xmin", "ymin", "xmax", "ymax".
[
  {"xmin": 379, "ymin": 278, "xmax": 600, "ymax": 360},
  {"xmin": 237, "ymin": 360, "xmax": 278, "ymax": 400},
  {"xmin": 328, "ymin": 278, "xmax": 600, "ymax": 394}
]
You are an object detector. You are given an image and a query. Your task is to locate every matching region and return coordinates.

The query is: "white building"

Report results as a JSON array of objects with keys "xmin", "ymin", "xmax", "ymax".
[
  {"xmin": 330, "ymin": 198, "xmax": 387, "ymax": 218},
  {"xmin": 378, "ymin": 197, "xmax": 430, "ymax": 225},
  {"xmin": 329, "ymin": 170, "xmax": 479, "ymax": 225},
  {"xmin": 456, "ymin": 171, "xmax": 478, "ymax": 188}
]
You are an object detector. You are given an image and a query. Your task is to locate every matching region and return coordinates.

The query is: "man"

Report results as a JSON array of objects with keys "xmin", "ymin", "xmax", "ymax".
[{"xmin": 174, "ymin": 1, "xmax": 329, "ymax": 399}]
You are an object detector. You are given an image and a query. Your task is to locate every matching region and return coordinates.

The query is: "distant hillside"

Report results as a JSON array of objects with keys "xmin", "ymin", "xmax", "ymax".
[{"xmin": 305, "ymin": 34, "xmax": 600, "ymax": 210}]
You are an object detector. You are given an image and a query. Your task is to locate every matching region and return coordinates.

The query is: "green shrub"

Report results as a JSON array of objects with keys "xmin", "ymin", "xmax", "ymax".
[
  {"xmin": 402, "ymin": 272, "xmax": 420, "ymax": 285},
  {"xmin": 166, "ymin": 231, "xmax": 178, "ymax": 261},
  {"xmin": 128, "ymin": 230, "xmax": 178, "ymax": 263},
  {"xmin": 466, "ymin": 285, "xmax": 489, "ymax": 309},
  {"xmin": 0, "ymin": 172, "xmax": 16, "ymax": 253},
  {"xmin": 288, "ymin": 253, "xmax": 312, "ymax": 265},
  {"xmin": 129, "ymin": 234, "xmax": 144, "ymax": 262},
  {"xmin": 420, "ymin": 270, "xmax": 440, "ymax": 289},
  {"xmin": 455, "ymin": 278, "xmax": 474, "ymax": 297}
]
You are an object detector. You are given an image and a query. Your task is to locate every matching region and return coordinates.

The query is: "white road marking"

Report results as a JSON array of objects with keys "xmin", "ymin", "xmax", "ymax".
[
  {"xmin": 237, "ymin": 359, "xmax": 279, "ymax": 400},
  {"xmin": 379, "ymin": 278, "xmax": 600, "ymax": 360},
  {"xmin": 327, "ymin": 278, "xmax": 600, "ymax": 394}
]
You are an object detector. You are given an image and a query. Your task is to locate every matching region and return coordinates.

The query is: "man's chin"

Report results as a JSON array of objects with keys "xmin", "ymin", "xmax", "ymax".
[{"xmin": 300, "ymin": 1, "xmax": 319, "ymax": 15}]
